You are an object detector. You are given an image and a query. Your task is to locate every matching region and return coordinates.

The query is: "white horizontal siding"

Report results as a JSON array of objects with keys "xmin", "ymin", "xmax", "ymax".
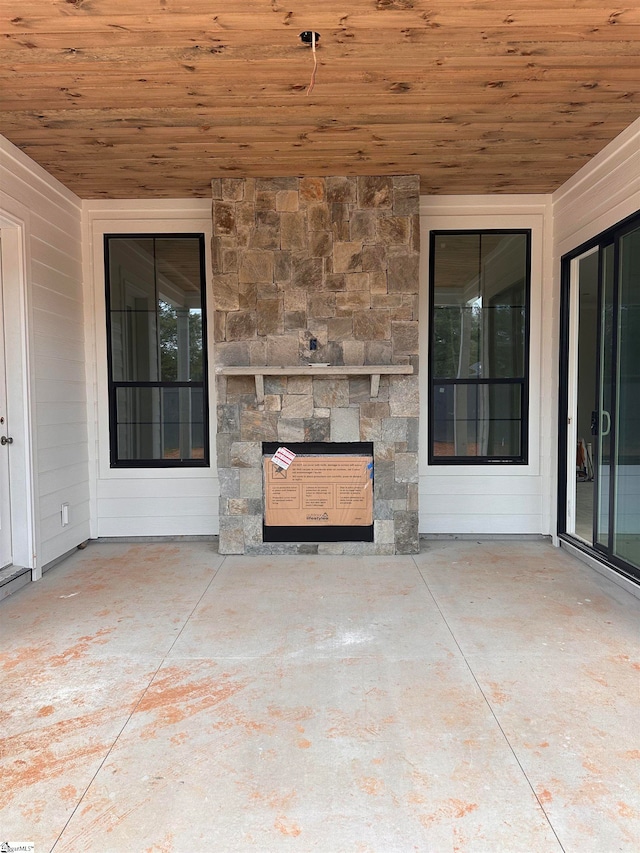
[
  {"xmin": 38, "ymin": 441, "xmax": 89, "ymax": 476},
  {"xmin": 95, "ymin": 475, "xmax": 219, "ymax": 537},
  {"xmin": 421, "ymin": 493, "xmax": 542, "ymax": 517},
  {"xmin": 31, "ymin": 259, "xmax": 84, "ymax": 300},
  {"xmin": 98, "ymin": 496, "xmax": 218, "ymax": 519},
  {"xmin": 36, "ymin": 401, "xmax": 88, "ymax": 428},
  {"xmin": 40, "ymin": 504, "xmax": 92, "ymax": 566},
  {"xmin": 39, "ymin": 462, "xmax": 88, "ymax": 498},
  {"xmin": 30, "ymin": 240, "xmax": 82, "ymax": 286},
  {"xmin": 35, "ymin": 356, "xmax": 86, "ymax": 384},
  {"xmin": 36, "ymin": 421, "xmax": 88, "ymax": 451},
  {"xmin": 34, "ymin": 332, "xmax": 86, "ymax": 364},
  {"xmin": 41, "ymin": 509, "xmax": 91, "ymax": 552},
  {"xmin": 98, "ymin": 476, "xmax": 219, "ymax": 500},
  {"xmin": 31, "ymin": 284, "xmax": 83, "ymax": 322},
  {"xmin": 39, "ymin": 482, "xmax": 90, "ymax": 520},
  {"xmin": 0, "ymin": 165, "xmax": 79, "ymax": 234},
  {"xmin": 553, "ymin": 117, "xmax": 640, "ymax": 255},
  {"xmin": 421, "ymin": 515, "xmax": 543, "ymax": 536},
  {"xmin": 35, "ymin": 378, "xmax": 86, "ymax": 403},
  {"xmin": 1, "ymin": 135, "xmax": 89, "ymax": 570},
  {"xmin": 29, "ymin": 212, "xmax": 84, "ymax": 252},
  {"xmin": 421, "ymin": 475, "xmax": 543, "ymax": 496},
  {"xmin": 97, "ymin": 515, "xmax": 217, "ymax": 538},
  {"xmin": 32, "ymin": 309, "xmax": 83, "ymax": 344},
  {"xmin": 420, "ymin": 474, "xmax": 543, "ymax": 534}
]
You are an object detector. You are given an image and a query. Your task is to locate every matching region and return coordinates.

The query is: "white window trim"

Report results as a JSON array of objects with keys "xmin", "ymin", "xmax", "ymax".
[
  {"xmin": 84, "ymin": 203, "xmax": 215, "ymax": 484},
  {"xmin": 419, "ymin": 204, "xmax": 549, "ymax": 479}
]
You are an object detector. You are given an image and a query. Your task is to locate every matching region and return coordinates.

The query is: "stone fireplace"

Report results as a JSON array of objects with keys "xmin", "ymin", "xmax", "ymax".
[{"xmin": 212, "ymin": 175, "xmax": 419, "ymax": 555}]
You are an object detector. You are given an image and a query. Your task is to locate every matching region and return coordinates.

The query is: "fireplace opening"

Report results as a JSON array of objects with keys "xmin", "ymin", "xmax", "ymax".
[{"xmin": 262, "ymin": 442, "xmax": 374, "ymax": 543}]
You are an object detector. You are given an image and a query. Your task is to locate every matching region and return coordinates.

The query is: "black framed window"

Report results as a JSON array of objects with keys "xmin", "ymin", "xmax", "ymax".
[
  {"xmin": 429, "ymin": 230, "xmax": 531, "ymax": 463},
  {"xmin": 105, "ymin": 234, "xmax": 209, "ymax": 467}
]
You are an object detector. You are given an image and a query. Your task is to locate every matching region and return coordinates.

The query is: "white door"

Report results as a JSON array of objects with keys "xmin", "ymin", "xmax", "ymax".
[{"xmin": 0, "ymin": 236, "xmax": 13, "ymax": 568}]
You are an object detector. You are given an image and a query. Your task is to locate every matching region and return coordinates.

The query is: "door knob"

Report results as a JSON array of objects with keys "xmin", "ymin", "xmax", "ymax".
[{"xmin": 1, "ymin": 436, "xmax": 13, "ymax": 445}]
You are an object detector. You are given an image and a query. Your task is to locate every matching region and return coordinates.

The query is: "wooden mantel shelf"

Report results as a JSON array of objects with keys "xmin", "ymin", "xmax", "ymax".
[{"xmin": 216, "ymin": 364, "xmax": 413, "ymax": 402}]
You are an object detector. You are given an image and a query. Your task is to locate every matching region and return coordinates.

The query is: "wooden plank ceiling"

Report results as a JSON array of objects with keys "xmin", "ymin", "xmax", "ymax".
[{"xmin": 1, "ymin": 0, "xmax": 639, "ymax": 199}]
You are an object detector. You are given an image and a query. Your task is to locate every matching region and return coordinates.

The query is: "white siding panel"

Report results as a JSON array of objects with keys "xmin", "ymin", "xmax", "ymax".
[
  {"xmin": 31, "ymin": 259, "xmax": 84, "ymax": 303},
  {"xmin": 37, "ymin": 421, "xmax": 88, "ymax": 451},
  {"xmin": 98, "ymin": 477, "xmax": 219, "ymax": 500},
  {"xmin": 97, "ymin": 514, "xmax": 217, "ymax": 538},
  {"xmin": 41, "ymin": 501, "xmax": 90, "ymax": 535},
  {"xmin": 30, "ymin": 207, "xmax": 82, "ymax": 245},
  {"xmin": 95, "ymin": 474, "xmax": 219, "ymax": 536},
  {"xmin": 422, "ymin": 475, "xmax": 543, "ymax": 497},
  {"xmin": 40, "ymin": 510, "xmax": 92, "ymax": 567},
  {"xmin": 0, "ymin": 165, "xmax": 78, "ymax": 229},
  {"xmin": 421, "ymin": 514, "xmax": 542, "ymax": 535},
  {"xmin": 32, "ymin": 309, "xmax": 84, "ymax": 343},
  {"xmin": 39, "ymin": 462, "xmax": 88, "ymax": 498},
  {"xmin": 420, "ymin": 476, "xmax": 543, "ymax": 534},
  {"xmin": 37, "ymin": 401, "xmax": 88, "ymax": 427},
  {"xmin": 1, "ymin": 134, "xmax": 90, "ymax": 570},
  {"xmin": 29, "ymin": 214, "xmax": 83, "ymax": 255},
  {"xmin": 39, "ymin": 443, "xmax": 89, "ymax": 476},
  {"xmin": 420, "ymin": 492, "xmax": 542, "ymax": 516},
  {"xmin": 31, "ymin": 282, "xmax": 83, "ymax": 320},
  {"xmin": 554, "ymin": 118, "xmax": 640, "ymax": 255},
  {"xmin": 35, "ymin": 379, "xmax": 86, "ymax": 403},
  {"xmin": 34, "ymin": 333, "xmax": 87, "ymax": 364},
  {"xmin": 35, "ymin": 355, "xmax": 86, "ymax": 383},
  {"xmin": 40, "ymin": 482, "xmax": 91, "ymax": 521},
  {"xmin": 5, "ymin": 170, "xmax": 83, "ymax": 236},
  {"xmin": 98, "ymin": 496, "xmax": 218, "ymax": 519},
  {"xmin": 31, "ymin": 235, "xmax": 82, "ymax": 274}
]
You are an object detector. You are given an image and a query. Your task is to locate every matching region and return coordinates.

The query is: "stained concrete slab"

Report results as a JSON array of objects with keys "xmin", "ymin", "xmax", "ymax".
[{"xmin": 0, "ymin": 539, "xmax": 638, "ymax": 852}]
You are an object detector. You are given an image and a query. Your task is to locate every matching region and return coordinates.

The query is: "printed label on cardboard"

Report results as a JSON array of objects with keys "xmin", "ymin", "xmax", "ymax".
[
  {"xmin": 264, "ymin": 456, "xmax": 373, "ymax": 527},
  {"xmin": 271, "ymin": 446, "xmax": 296, "ymax": 470}
]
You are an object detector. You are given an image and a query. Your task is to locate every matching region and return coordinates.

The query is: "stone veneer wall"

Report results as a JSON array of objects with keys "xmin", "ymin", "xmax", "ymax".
[{"xmin": 212, "ymin": 175, "xmax": 419, "ymax": 555}]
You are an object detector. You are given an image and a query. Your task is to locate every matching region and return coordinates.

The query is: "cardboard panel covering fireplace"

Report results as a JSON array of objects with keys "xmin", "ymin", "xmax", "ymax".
[{"xmin": 262, "ymin": 442, "xmax": 374, "ymax": 543}]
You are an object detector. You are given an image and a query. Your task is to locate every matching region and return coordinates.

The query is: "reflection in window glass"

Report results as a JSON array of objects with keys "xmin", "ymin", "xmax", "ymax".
[
  {"xmin": 432, "ymin": 383, "xmax": 522, "ymax": 458},
  {"xmin": 432, "ymin": 233, "xmax": 527, "ymax": 379},
  {"xmin": 109, "ymin": 309, "xmax": 158, "ymax": 382},
  {"xmin": 614, "ymin": 225, "xmax": 640, "ymax": 567},
  {"xmin": 430, "ymin": 231, "xmax": 530, "ymax": 462},
  {"xmin": 106, "ymin": 234, "xmax": 208, "ymax": 466},
  {"xmin": 158, "ymin": 302, "xmax": 204, "ymax": 382},
  {"xmin": 107, "ymin": 238, "xmax": 155, "ymax": 309},
  {"xmin": 115, "ymin": 387, "xmax": 205, "ymax": 462}
]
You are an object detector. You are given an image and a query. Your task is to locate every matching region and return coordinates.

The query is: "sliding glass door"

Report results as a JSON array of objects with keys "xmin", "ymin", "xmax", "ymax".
[
  {"xmin": 613, "ymin": 225, "xmax": 640, "ymax": 569},
  {"xmin": 561, "ymin": 214, "xmax": 640, "ymax": 582},
  {"xmin": 595, "ymin": 243, "xmax": 614, "ymax": 552}
]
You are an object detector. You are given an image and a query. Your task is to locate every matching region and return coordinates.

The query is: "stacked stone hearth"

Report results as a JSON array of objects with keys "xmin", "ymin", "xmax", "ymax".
[{"xmin": 212, "ymin": 175, "xmax": 419, "ymax": 555}]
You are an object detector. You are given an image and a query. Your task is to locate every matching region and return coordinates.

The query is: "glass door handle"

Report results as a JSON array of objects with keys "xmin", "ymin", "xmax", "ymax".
[{"xmin": 601, "ymin": 410, "xmax": 611, "ymax": 437}]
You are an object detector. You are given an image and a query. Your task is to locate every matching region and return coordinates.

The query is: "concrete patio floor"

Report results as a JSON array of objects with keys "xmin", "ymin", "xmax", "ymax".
[{"xmin": 0, "ymin": 539, "xmax": 638, "ymax": 852}]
